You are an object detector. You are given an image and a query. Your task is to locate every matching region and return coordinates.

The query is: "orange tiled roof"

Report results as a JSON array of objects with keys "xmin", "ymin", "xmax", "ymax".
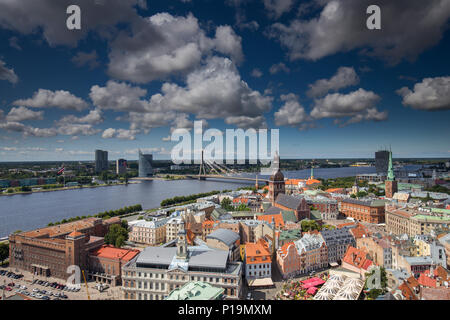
[
  {"xmin": 202, "ymin": 220, "xmax": 214, "ymax": 228},
  {"xmin": 342, "ymin": 246, "xmax": 373, "ymax": 270},
  {"xmin": 67, "ymin": 231, "xmax": 83, "ymax": 238},
  {"xmin": 245, "ymin": 240, "xmax": 272, "ymax": 265},
  {"xmin": 349, "ymin": 223, "xmax": 370, "ymax": 239},
  {"xmin": 306, "ymin": 178, "xmax": 321, "ymax": 185},
  {"xmin": 418, "ymin": 273, "xmax": 437, "ymax": 288},
  {"xmin": 257, "ymin": 213, "xmax": 284, "ymax": 228},
  {"xmin": 336, "ymin": 222, "xmax": 357, "ymax": 229},
  {"xmin": 398, "ymin": 281, "xmax": 418, "ymax": 300},
  {"xmin": 326, "ymin": 188, "xmax": 344, "ymax": 193},
  {"xmin": 233, "ymin": 197, "xmax": 249, "ymax": 203},
  {"xmin": 285, "ymin": 179, "xmax": 305, "ymax": 185},
  {"xmin": 21, "ymin": 217, "xmax": 101, "ymax": 238},
  {"xmin": 406, "ymin": 276, "xmax": 419, "ymax": 288},
  {"xmin": 91, "ymin": 245, "xmax": 139, "ymax": 261}
]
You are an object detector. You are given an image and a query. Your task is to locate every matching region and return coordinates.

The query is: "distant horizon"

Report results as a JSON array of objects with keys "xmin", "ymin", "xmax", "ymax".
[{"xmin": 1, "ymin": 156, "xmax": 449, "ymax": 164}]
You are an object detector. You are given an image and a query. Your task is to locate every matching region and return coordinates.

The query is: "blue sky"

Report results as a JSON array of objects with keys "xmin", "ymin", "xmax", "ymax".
[{"xmin": 0, "ymin": 0, "xmax": 449, "ymax": 161}]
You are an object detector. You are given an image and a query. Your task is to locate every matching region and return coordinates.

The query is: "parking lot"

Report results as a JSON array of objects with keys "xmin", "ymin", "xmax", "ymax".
[{"xmin": 0, "ymin": 267, "xmax": 123, "ymax": 300}]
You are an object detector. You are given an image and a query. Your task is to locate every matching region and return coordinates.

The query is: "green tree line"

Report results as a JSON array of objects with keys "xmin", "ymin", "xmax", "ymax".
[
  {"xmin": 160, "ymin": 190, "xmax": 231, "ymax": 207},
  {"xmin": 47, "ymin": 204, "xmax": 142, "ymax": 226}
]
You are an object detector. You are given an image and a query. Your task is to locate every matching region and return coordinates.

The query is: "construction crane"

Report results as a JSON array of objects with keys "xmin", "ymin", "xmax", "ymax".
[{"xmin": 81, "ymin": 270, "xmax": 91, "ymax": 300}]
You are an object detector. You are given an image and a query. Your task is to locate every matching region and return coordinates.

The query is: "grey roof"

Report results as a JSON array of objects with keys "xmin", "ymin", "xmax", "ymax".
[
  {"xmin": 275, "ymin": 193, "xmax": 303, "ymax": 210},
  {"xmin": 137, "ymin": 247, "xmax": 177, "ymax": 266},
  {"xmin": 264, "ymin": 206, "xmax": 283, "ymax": 215},
  {"xmin": 341, "ymin": 198, "xmax": 386, "ymax": 207},
  {"xmin": 206, "ymin": 228, "xmax": 240, "ymax": 247},
  {"xmin": 136, "ymin": 244, "xmax": 229, "ymax": 270},
  {"xmin": 188, "ymin": 249, "xmax": 229, "ymax": 269},
  {"xmin": 320, "ymin": 227, "xmax": 354, "ymax": 246}
]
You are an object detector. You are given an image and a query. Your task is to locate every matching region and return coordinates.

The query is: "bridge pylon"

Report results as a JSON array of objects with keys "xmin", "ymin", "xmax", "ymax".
[{"xmin": 198, "ymin": 150, "xmax": 207, "ymax": 180}]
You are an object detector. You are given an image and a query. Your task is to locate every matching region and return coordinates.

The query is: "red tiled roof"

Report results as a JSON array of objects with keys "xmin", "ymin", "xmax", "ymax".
[
  {"xmin": 398, "ymin": 281, "xmax": 418, "ymax": 300},
  {"xmin": 245, "ymin": 239, "xmax": 272, "ymax": 265},
  {"xmin": 342, "ymin": 246, "xmax": 373, "ymax": 270},
  {"xmin": 406, "ymin": 276, "xmax": 419, "ymax": 288},
  {"xmin": 418, "ymin": 273, "xmax": 437, "ymax": 288},
  {"xmin": 349, "ymin": 223, "xmax": 370, "ymax": 239},
  {"xmin": 90, "ymin": 245, "xmax": 139, "ymax": 262},
  {"xmin": 68, "ymin": 231, "xmax": 83, "ymax": 238},
  {"xmin": 257, "ymin": 213, "xmax": 284, "ymax": 228}
]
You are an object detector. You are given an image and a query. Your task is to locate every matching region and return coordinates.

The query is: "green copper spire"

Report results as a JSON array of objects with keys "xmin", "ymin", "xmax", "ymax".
[{"xmin": 387, "ymin": 151, "xmax": 395, "ymax": 181}]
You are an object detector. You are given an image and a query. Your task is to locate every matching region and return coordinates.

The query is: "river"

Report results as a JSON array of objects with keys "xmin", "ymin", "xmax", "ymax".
[{"xmin": 0, "ymin": 166, "xmax": 377, "ymax": 237}]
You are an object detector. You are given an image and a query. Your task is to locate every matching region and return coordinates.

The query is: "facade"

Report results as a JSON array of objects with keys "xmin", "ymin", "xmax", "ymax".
[
  {"xmin": 129, "ymin": 218, "xmax": 169, "ymax": 245},
  {"xmin": 8, "ymin": 217, "xmax": 120, "ymax": 280},
  {"xmin": 95, "ymin": 149, "xmax": 108, "ymax": 173},
  {"xmin": 166, "ymin": 217, "xmax": 184, "ymax": 242},
  {"xmin": 339, "ymin": 199, "xmax": 386, "ymax": 224},
  {"xmin": 245, "ymin": 239, "xmax": 272, "ymax": 280},
  {"xmin": 375, "ymin": 150, "xmax": 390, "ymax": 175},
  {"xmin": 357, "ymin": 237, "xmax": 393, "ymax": 269},
  {"xmin": 320, "ymin": 227, "xmax": 355, "ymax": 264},
  {"xmin": 116, "ymin": 159, "xmax": 127, "ymax": 175},
  {"xmin": 138, "ymin": 150, "xmax": 153, "ymax": 177},
  {"xmin": 385, "ymin": 205, "xmax": 450, "ymax": 236},
  {"xmin": 276, "ymin": 232, "xmax": 328, "ymax": 279},
  {"xmin": 206, "ymin": 229, "xmax": 241, "ymax": 262},
  {"xmin": 121, "ymin": 222, "xmax": 243, "ymax": 300},
  {"xmin": 88, "ymin": 245, "xmax": 139, "ymax": 286}
]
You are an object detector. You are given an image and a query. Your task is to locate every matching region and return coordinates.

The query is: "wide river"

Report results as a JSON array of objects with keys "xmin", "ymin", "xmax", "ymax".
[{"xmin": 0, "ymin": 166, "xmax": 377, "ymax": 237}]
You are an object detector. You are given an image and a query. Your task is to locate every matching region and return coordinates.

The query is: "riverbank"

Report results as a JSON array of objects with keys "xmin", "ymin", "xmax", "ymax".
[{"xmin": 0, "ymin": 181, "xmax": 141, "ymax": 197}]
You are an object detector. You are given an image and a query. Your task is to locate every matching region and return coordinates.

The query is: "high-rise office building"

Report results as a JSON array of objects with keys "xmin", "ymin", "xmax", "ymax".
[
  {"xmin": 116, "ymin": 159, "xmax": 127, "ymax": 175},
  {"xmin": 375, "ymin": 150, "xmax": 390, "ymax": 175},
  {"xmin": 138, "ymin": 150, "xmax": 153, "ymax": 177},
  {"xmin": 95, "ymin": 149, "xmax": 109, "ymax": 173}
]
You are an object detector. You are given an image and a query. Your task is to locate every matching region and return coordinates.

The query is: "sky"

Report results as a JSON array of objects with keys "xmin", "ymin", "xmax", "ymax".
[{"xmin": 0, "ymin": 0, "xmax": 449, "ymax": 161}]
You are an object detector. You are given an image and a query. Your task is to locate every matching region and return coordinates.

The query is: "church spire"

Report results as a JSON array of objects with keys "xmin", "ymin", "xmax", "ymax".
[{"xmin": 387, "ymin": 150, "xmax": 395, "ymax": 181}]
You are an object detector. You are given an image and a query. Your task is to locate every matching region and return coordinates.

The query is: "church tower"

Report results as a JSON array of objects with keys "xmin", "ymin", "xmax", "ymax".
[
  {"xmin": 352, "ymin": 178, "xmax": 359, "ymax": 195},
  {"xmin": 176, "ymin": 216, "xmax": 188, "ymax": 260},
  {"xmin": 385, "ymin": 150, "xmax": 398, "ymax": 198},
  {"xmin": 268, "ymin": 152, "xmax": 285, "ymax": 205}
]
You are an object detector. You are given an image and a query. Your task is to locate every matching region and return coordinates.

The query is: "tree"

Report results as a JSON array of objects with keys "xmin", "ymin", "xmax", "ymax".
[
  {"xmin": 0, "ymin": 242, "xmax": 9, "ymax": 265},
  {"xmin": 104, "ymin": 224, "xmax": 129, "ymax": 248},
  {"xmin": 221, "ymin": 197, "xmax": 233, "ymax": 211}
]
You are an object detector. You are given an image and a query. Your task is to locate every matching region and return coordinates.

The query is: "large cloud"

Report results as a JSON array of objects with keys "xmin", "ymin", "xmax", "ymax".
[
  {"xmin": 90, "ymin": 80, "xmax": 149, "ymax": 112},
  {"xmin": 151, "ymin": 57, "xmax": 272, "ymax": 125},
  {"xmin": 107, "ymin": 13, "xmax": 243, "ymax": 83},
  {"xmin": 397, "ymin": 76, "xmax": 450, "ymax": 111},
  {"xmin": 57, "ymin": 109, "xmax": 103, "ymax": 125},
  {"xmin": 310, "ymin": 88, "xmax": 387, "ymax": 125},
  {"xmin": 6, "ymin": 107, "xmax": 43, "ymax": 122},
  {"xmin": 307, "ymin": 67, "xmax": 359, "ymax": 97},
  {"xmin": 14, "ymin": 89, "xmax": 88, "ymax": 111},
  {"xmin": 0, "ymin": 59, "xmax": 18, "ymax": 84},
  {"xmin": 266, "ymin": 0, "xmax": 450, "ymax": 64},
  {"xmin": 274, "ymin": 93, "xmax": 309, "ymax": 127}
]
